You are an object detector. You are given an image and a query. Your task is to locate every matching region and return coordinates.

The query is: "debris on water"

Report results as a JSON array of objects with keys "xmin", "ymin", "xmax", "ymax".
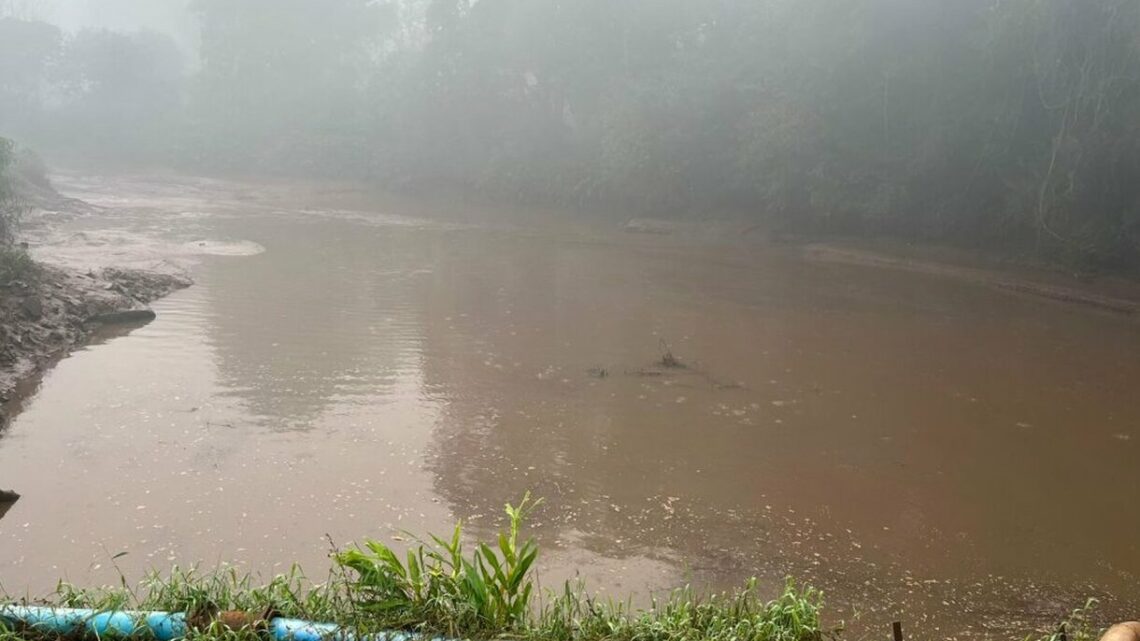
[
  {"xmin": 659, "ymin": 338, "xmax": 685, "ymax": 369},
  {"xmin": 587, "ymin": 367, "xmax": 609, "ymax": 379}
]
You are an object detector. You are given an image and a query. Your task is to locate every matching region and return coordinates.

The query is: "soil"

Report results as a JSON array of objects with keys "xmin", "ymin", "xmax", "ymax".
[
  {"xmin": 0, "ymin": 264, "xmax": 190, "ymax": 415},
  {"xmin": 803, "ymin": 243, "xmax": 1140, "ymax": 315},
  {"xmin": 0, "ymin": 181, "xmax": 192, "ymax": 428}
]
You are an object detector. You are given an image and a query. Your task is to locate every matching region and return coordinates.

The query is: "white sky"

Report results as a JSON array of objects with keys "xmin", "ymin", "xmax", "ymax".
[{"xmin": 38, "ymin": 0, "xmax": 197, "ymax": 53}]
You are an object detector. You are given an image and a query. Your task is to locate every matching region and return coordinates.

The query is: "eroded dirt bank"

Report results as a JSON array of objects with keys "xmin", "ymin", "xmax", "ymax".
[
  {"xmin": 0, "ymin": 186, "xmax": 192, "ymax": 427},
  {"xmin": 802, "ymin": 243, "xmax": 1140, "ymax": 315},
  {"xmin": 0, "ymin": 266, "xmax": 190, "ymax": 407}
]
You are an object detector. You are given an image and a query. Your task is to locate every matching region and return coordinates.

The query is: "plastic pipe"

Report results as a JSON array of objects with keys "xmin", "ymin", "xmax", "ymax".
[
  {"xmin": 0, "ymin": 605, "xmax": 188, "ymax": 640},
  {"xmin": 269, "ymin": 618, "xmax": 428, "ymax": 641},
  {"xmin": 1, "ymin": 605, "xmax": 444, "ymax": 641}
]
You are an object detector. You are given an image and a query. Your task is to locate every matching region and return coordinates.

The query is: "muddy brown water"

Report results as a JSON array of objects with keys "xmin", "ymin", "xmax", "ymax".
[{"xmin": 2, "ymin": 174, "xmax": 1139, "ymax": 640}]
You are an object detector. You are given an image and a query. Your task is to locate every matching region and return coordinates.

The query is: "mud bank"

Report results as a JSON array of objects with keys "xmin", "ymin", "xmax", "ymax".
[
  {"xmin": 1, "ymin": 170, "xmax": 196, "ymax": 422},
  {"xmin": 0, "ymin": 264, "xmax": 191, "ymax": 419},
  {"xmin": 804, "ymin": 244, "xmax": 1140, "ymax": 315}
]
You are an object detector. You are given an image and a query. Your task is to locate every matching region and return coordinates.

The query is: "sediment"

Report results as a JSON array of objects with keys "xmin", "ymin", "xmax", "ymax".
[{"xmin": 0, "ymin": 263, "xmax": 191, "ymax": 414}]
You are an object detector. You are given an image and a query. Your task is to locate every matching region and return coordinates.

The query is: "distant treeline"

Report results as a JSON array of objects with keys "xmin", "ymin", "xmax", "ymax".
[{"xmin": 2, "ymin": 0, "xmax": 1139, "ymax": 267}]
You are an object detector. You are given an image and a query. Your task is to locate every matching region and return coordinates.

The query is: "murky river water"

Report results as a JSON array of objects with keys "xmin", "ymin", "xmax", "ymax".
[{"xmin": 2, "ymin": 174, "xmax": 1138, "ymax": 639}]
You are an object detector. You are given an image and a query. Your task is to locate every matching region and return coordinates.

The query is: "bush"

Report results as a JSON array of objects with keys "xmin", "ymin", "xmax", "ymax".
[
  {"xmin": 0, "ymin": 247, "xmax": 34, "ymax": 285},
  {"xmin": 0, "ymin": 136, "xmax": 34, "ymax": 285},
  {"xmin": 0, "ymin": 137, "xmax": 17, "ymax": 246},
  {"xmin": 335, "ymin": 493, "xmax": 542, "ymax": 635}
]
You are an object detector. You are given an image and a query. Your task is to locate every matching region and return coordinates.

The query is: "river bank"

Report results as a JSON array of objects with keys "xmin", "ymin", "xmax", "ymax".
[
  {"xmin": 0, "ymin": 502, "xmax": 1103, "ymax": 641},
  {"xmin": 0, "ymin": 184, "xmax": 191, "ymax": 430},
  {"xmin": 801, "ymin": 242, "xmax": 1140, "ymax": 316},
  {"xmin": 0, "ymin": 265, "xmax": 190, "ymax": 410}
]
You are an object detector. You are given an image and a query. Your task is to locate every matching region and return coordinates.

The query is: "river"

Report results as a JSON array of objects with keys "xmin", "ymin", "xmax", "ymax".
[{"xmin": 1, "ymin": 173, "xmax": 1138, "ymax": 639}]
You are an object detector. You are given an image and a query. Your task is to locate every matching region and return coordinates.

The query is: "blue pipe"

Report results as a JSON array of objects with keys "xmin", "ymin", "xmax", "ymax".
[
  {"xmin": 0, "ymin": 606, "xmax": 188, "ymax": 640},
  {"xmin": 1, "ymin": 605, "xmax": 442, "ymax": 641},
  {"xmin": 269, "ymin": 618, "xmax": 427, "ymax": 641}
]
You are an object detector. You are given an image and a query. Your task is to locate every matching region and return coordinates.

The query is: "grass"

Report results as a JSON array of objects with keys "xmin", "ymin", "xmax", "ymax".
[
  {"xmin": 0, "ymin": 497, "xmax": 1107, "ymax": 641},
  {"xmin": 1022, "ymin": 599, "xmax": 1103, "ymax": 641},
  {"xmin": 0, "ymin": 246, "xmax": 35, "ymax": 286}
]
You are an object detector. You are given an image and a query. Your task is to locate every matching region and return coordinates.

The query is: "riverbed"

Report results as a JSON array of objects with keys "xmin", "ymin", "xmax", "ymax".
[{"xmin": 2, "ymin": 173, "xmax": 1138, "ymax": 639}]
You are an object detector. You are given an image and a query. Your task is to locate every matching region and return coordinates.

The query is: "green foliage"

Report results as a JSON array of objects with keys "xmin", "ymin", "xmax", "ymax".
[
  {"xmin": 0, "ymin": 496, "xmax": 834, "ymax": 641},
  {"xmin": 6, "ymin": 566, "xmax": 347, "ymax": 640},
  {"xmin": 535, "ymin": 579, "xmax": 826, "ymax": 641},
  {"xmin": 334, "ymin": 493, "xmax": 541, "ymax": 635},
  {"xmin": 0, "ymin": 573, "xmax": 828, "ymax": 641},
  {"xmin": 0, "ymin": 497, "xmax": 1106, "ymax": 641}
]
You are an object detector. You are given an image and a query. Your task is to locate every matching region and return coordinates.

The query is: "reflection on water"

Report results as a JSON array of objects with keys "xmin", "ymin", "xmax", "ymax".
[
  {"xmin": 1, "ymin": 175, "xmax": 1138, "ymax": 639},
  {"xmin": 201, "ymin": 220, "xmax": 440, "ymax": 429}
]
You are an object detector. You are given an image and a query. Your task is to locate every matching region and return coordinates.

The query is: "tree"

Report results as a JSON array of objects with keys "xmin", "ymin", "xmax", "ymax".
[
  {"xmin": 48, "ymin": 28, "xmax": 185, "ymax": 158},
  {"xmin": 188, "ymin": 0, "xmax": 395, "ymax": 171},
  {"xmin": 0, "ymin": 17, "xmax": 61, "ymax": 136}
]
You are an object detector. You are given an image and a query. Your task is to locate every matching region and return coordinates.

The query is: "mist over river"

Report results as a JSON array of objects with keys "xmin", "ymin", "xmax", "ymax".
[{"xmin": 1, "ymin": 174, "xmax": 1138, "ymax": 639}]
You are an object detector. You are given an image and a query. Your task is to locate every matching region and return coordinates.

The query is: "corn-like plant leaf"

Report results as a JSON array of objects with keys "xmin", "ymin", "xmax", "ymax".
[
  {"xmin": 498, "ymin": 532, "xmax": 516, "ymax": 565},
  {"xmin": 508, "ymin": 547, "xmax": 537, "ymax": 593}
]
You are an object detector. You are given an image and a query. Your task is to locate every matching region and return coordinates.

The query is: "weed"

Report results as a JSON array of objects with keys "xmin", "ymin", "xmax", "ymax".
[
  {"xmin": 335, "ymin": 493, "xmax": 542, "ymax": 636},
  {"xmin": 0, "ymin": 247, "xmax": 35, "ymax": 286},
  {"xmin": 534, "ymin": 578, "xmax": 827, "ymax": 641},
  {"xmin": 1023, "ymin": 599, "xmax": 1103, "ymax": 641},
  {"xmin": 0, "ymin": 496, "xmax": 833, "ymax": 641}
]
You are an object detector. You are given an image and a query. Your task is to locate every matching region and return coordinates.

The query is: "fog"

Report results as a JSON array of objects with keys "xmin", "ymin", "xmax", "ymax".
[
  {"xmin": 46, "ymin": 0, "xmax": 197, "ymax": 54},
  {"xmin": 3, "ymin": 2, "xmax": 1140, "ymax": 637},
  {"xmin": 2, "ymin": 0, "xmax": 1139, "ymax": 264}
]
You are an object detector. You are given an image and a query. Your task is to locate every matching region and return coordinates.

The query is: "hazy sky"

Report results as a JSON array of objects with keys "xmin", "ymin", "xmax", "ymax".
[{"xmin": 39, "ymin": 0, "xmax": 197, "ymax": 52}]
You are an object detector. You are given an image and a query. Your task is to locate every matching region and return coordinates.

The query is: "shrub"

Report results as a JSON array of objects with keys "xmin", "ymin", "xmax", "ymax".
[
  {"xmin": 0, "ymin": 137, "xmax": 34, "ymax": 285},
  {"xmin": 0, "ymin": 137, "xmax": 17, "ymax": 246}
]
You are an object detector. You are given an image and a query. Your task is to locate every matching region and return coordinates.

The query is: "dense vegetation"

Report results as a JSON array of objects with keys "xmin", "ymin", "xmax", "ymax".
[{"xmin": 2, "ymin": 0, "xmax": 1139, "ymax": 268}]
